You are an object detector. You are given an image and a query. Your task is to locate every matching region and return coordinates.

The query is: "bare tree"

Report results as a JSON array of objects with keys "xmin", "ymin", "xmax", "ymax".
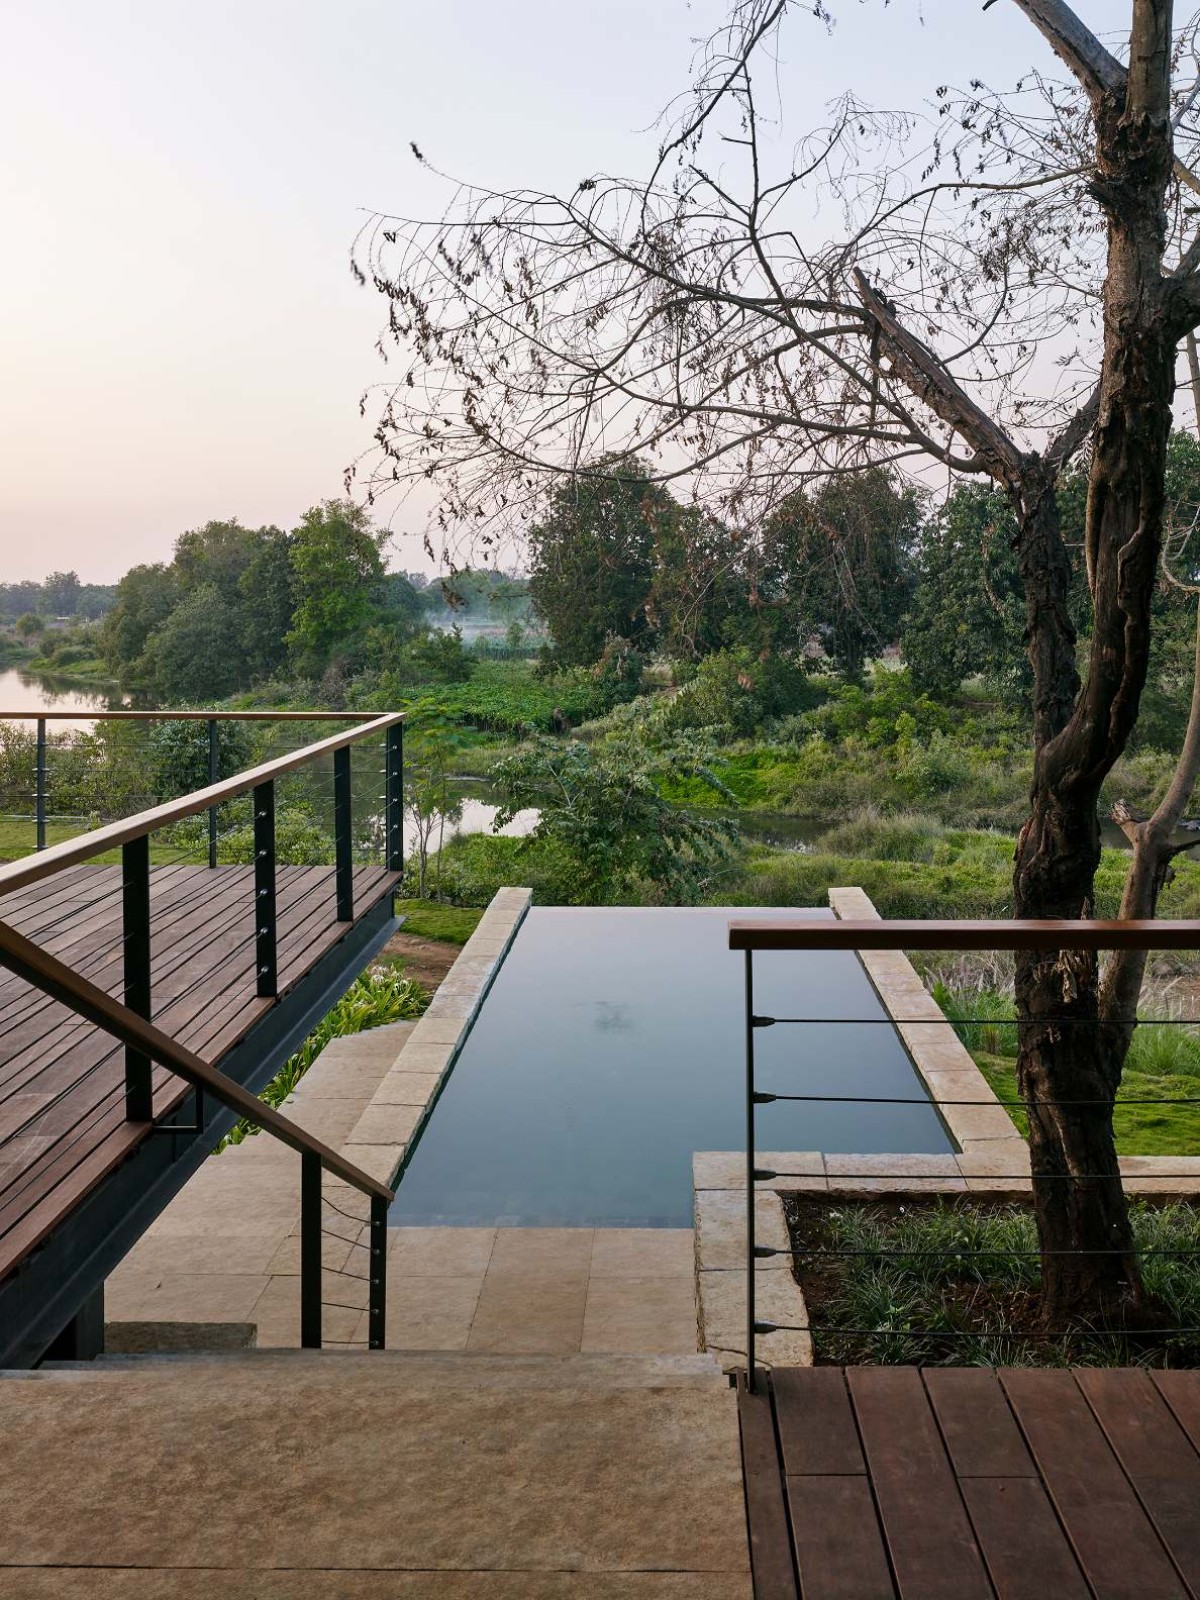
[{"xmin": 353, "ymin": 0, "xmax": 1200, "ymax": 1326}]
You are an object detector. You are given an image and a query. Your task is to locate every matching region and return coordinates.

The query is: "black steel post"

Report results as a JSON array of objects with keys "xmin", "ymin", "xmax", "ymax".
[
  {"xmin": 334, "ymin": 745, "xmax": 353, "ymax": 921},
  {"xmin": 34, "ymin": 718, "xmax": 46, "ymax": 852},
  {"xmin": 745, "ymin": 949, "xmax": 757, "ymax": 1393},
  {"xmin": 207, "ymin": 718, "xmax": 219, "ymax": 868},
  {"xmin": 123, "ymin": 835, "xmax": 153, "ymax": 1122},
  {"xmin": 254, "ymin": 780, "xmax": 277, "ymax": 999},
  {"xmin": 300, "ymin": 1151, "xmax": 322, "ymax": 1349},
  {"xmin": 368, "ymin": 1194, "xmax": 387, "ymax": 1351},
  {"xmin": 385, "ymin": 722, "xmax": 403, "ymax": 874}
]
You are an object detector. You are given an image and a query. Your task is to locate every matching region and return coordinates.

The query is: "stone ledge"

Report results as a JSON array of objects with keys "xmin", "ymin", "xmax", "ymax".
[{"xmin": 693, "ymin": 1181, "xmax": 810, "ymax": 1370}]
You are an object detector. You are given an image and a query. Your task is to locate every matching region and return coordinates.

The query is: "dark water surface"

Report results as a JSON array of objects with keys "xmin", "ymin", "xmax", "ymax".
[{"xmin": 390, "ymin": 906, "xmax": 952, "ymax": 1228}]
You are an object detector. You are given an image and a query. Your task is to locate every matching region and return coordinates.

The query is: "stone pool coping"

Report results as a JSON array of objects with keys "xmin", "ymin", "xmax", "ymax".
[{"xmin": 337, "ymin": 886, "xmax": 533, "ymax": 1188}]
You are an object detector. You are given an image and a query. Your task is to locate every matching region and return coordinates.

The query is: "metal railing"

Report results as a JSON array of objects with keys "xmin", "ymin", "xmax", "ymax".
[
  {"xmin": 0, "ymin": 917, "xmax": 392, "ymax": 1350},
  {"xmin": 729, "ymin": 917, "xmax": 1200, "ymax": 1390},
  {"xmin": 0, "ymin": 708, "xmax": 396, "ymax": 861},
  {"xmin": 0, "ymin": 712, "xmax": 406, "ymax": 1351}
]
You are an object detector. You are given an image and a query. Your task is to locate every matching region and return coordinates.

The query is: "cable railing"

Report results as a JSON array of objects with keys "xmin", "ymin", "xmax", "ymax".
[
  {"xmin": 0, "ymin": 708, "xmax": 393, "ymax": 859},
  {"xmin": 0, "ymin": 712, "xmax": 405, "ymax": 1354},
  {"xmin": 728, "ymin": 917, "xmax": 1200, "ymax": 1389},
  {"xmin": 0, "ymin": 917, "xmax": 392, "ymax": 1350}
]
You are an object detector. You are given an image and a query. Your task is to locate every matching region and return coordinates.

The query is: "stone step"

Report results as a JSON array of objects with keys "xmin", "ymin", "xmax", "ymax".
[
  {"xmin": 2, "ymin": 1347, "xmax": 749, "ymax": 1595},
  {"xmin": 44, "ymin": 1347, "xmax": 727, "ymax": 1390}
]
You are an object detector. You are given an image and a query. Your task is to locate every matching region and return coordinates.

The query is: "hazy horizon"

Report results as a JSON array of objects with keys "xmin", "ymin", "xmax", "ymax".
[{"xmin": 1, "ymin": 0, "xmax": 1130, "ymax": 584}]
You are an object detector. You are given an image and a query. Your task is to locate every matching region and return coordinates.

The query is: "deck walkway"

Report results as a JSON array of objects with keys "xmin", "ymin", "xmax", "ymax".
[
  {"xmin": 739, "ymin": 1364, "xmax": 1200, "ymax": 1600},
  {"xmin": 0, "ymin": 862, "xmax": 398, "ymax": 1288}
]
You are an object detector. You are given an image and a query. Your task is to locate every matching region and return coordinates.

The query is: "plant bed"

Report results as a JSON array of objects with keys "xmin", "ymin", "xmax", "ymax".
[{"xmin": 783, "ymin": 1193, "xmax": 1200, "ymax": 1368}]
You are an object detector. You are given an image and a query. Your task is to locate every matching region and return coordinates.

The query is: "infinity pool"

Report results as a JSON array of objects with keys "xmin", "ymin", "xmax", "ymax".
[{"xmin": 390, "ymin": 907, "xmax": 952, "ymax": 1228}]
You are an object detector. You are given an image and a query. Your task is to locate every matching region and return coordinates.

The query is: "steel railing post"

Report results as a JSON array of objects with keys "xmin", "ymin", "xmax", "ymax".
[
  {"xmin": 34, "ymin": 718, "xmax": 46, "ymax": 852},
  {"xmin": 385, "ymin": 722, "xmax": 403, "ymax": 874},
  {"xmin": 122, "ymin": 835, "xmax": 153, "ymax": 1121},
  {"xmin": 368, "ymin": 1193, "xmax": 388, "ymax": 1350},
  {"xmin": 254, "ymin": 780, "xmax": 277, "ymax": 999},
  {"xmin": 745, "ymin": 948, "xmax": 757, "ymax": 1393},
  {"xmin": 207, "ymin": 718, "xmax": 219, "ymax": 868},
  {"xmin": 300, "ymin": 1151, "xmax": 322, "ymax": 1349},
  {"xmin": 334, "ymin": 745, "xmax": 354, "ymax": 921}
]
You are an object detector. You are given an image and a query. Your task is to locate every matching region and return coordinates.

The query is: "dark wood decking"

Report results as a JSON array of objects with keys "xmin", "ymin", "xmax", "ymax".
[
  {"xmin": 739, "ymin": 1365, "xmax": 1200, "ymax": 1600},
  {"xmin": 0, "ymin": 862, "xmax": 398, "ymax": 1284}
]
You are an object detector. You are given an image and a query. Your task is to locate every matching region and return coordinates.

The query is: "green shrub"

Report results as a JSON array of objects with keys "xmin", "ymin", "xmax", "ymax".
[{"xmin": 821, "ymin": 810, "xmax": 945, "ymax": 862}]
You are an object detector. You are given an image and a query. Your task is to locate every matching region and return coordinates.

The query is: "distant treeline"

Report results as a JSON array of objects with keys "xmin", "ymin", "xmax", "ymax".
[{"xmin": 0, "ymin": 572, "xmax": 117, "ymax": 623}]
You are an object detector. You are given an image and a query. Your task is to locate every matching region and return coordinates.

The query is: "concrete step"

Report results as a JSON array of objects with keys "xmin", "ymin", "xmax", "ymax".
[{"xmin": 1, "ymin": 1349, "xmax": 749, "ymax": 1596}]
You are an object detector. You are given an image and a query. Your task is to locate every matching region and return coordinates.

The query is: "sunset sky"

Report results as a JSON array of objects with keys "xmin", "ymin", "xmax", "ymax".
[{"xmin": 1, "ymin": 0, "xmax": 1130, "ymax": 582}]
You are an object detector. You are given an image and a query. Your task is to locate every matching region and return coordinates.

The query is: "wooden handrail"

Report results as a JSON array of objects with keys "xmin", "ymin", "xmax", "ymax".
[
  {"xmin": 0, "ymin": 917, "xmax": 394, "ymax": 1202},
  {"xmin": 0, "ymin": 710, "xmax": 385, "ymax": 721},
  {"xmin": 0, "ymin": 711, "xmax": 405, "ymax": 895},
  {"xmin": 728, "ymin": 918, "xmax": 1200, "ymax": 951}
]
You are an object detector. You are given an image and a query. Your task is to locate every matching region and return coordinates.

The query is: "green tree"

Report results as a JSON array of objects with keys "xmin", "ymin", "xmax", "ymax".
[
  {"xmin": 140, "ymin": 583, "xmax": 241, "ymax": 701},
  {"xmin": 173, "ymin": 520, "xmax": 262, "ymax": 605},
  {"xmin": 489, "ymin": 735, "xmax": 737, "ymax": 902},
  {"xmin": 287, "ymin": 501, "xmax": 387, "ymax": 676},
  {"xmin": 14, "ymin": 613, "xmax": 44, "ymax": 640},
  {"xmin": 100, "ymin": 563, "xmax": 179, "ymax": 679},
  {"xmin": 41, "ymin": 570, "xmax": 81, "ymax": 617},
  {"xmin": 527, "ymin": 462, "xmax": 668, "ymax": 664},
  {"xmin": 647, "ymin": 504, "xmax": 746, "ymax": 660},
  {"xmin": 903, "ymin": 486, "xmax": 1031, "ymax": 698},
  {"xmin": 239, "ymin": 529, "xmax": 297, "ymax": 681},
  {"xmin": 758, "ymin": 469, "xmax": 920, "ymax": 676},
  {"xmin": 147, "ymin": 718, "xmax": 252, "ymax": 802}
]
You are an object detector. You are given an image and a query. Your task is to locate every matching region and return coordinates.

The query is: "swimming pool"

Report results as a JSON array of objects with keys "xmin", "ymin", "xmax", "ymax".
[{"xmin": 390, "ymin": 906, "xmax": 952, "ymax": 1228}]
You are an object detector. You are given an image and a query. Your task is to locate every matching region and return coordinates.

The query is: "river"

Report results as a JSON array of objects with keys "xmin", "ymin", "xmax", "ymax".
[{"xmin": 0, "ymin": 667, "xmax": 126, "ymax": 731}]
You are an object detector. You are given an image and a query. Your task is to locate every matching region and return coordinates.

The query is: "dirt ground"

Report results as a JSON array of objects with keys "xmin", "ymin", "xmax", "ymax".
[{"xmin": 381, "ymin": 931, "xmax": 461, "ymax": 995}]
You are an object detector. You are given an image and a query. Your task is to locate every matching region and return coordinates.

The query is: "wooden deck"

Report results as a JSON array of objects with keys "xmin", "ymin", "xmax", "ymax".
[
  {"xmin": 740, "ymin": 1365, "xmax": 1200, "ymax": 1600},
  {"xmin": 0, "ymin": 862, "xmax": 398, "ymax": 1286}
]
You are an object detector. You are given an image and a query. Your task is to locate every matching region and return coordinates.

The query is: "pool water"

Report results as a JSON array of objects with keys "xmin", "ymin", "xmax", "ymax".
[{"xmin": 390, "ymin": 907, "xmax": 952, "ymax": 1228}]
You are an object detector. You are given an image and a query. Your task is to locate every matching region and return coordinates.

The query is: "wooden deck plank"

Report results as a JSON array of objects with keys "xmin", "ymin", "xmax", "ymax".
[
  {"xmin": 0, "ymin": 862, "xmax": 398, "ymax": 1282},
  {"xmin": 1077, "ymin": 1367, "xmax": 1200, "ymax": 1595},
  {"xmin": 1153, "ymin": 1372, "xmax": 1200, "ymax": 1455},
  {"xmin": 786, "ymin": 1477, "xmax": 894, "ymax": 1600},
  {"xmin": 846, "ymin": 1367, "xmax": 992, "ymax": 1600},
  {"xmin": 1000, "ymin": 1369, "xmax": 1189, "ymax": 1600},
  {"xmin": 772, "ymin": 1367, "xmax": 866, "ymax": 1476},
  {"xmin": 959, "ymin": 1477, "xmax": 1091, "ymax": 1600},
  {"xmin": 923, "ymin": 1368, "xmax": 1037, "ymax": 1479},
  {"xmin": 737, "ymin": 1374, "xmax": 799, "ymax": 1600}
]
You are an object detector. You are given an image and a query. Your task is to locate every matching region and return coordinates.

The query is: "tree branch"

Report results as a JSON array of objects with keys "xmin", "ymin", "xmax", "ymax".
[{"xmin": 1006, "ymin": 0, "xmax": 1126, "ymax": 105}]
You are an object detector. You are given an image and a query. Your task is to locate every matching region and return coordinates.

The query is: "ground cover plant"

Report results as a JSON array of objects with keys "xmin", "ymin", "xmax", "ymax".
[
  {"xmin": 785, "ymin": 1196, "xmax": 1200, "ymax": 1368},
  {"xmin": 219, "ymin": 963, "xmax": 426, "ymax": 1148}
]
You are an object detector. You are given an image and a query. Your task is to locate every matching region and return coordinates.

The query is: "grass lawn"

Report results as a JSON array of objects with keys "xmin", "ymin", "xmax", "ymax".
[
  {"xmin": 393, "ymin": 898, "xmax": 484, "ymax": 945},
  {"xmin": 932, "ymin": 982, "xmax": 1200, "ymax": 1156},
  {"xmin": 975, "ymin": 1051, "xmax": 1200, "ymax": 1156},
  {"xmin": 786, "ymin": 1194, "xmax": 1200, "ymax": 1366},
  {"xmin": 0, "ymin": 815, "xmax": 211, "ymax": 868}
]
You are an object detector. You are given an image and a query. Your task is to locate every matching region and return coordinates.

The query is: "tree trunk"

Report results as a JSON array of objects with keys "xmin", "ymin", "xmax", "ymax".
[{"xmin": 1001, "ymin": 6, "xmax": 1181, "ymax": 1327}]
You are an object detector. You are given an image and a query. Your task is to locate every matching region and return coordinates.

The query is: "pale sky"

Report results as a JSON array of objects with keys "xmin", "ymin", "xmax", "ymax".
[{"xmin": 0, "ymin": 0, "xmax": 1130, "ymax": 583}]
